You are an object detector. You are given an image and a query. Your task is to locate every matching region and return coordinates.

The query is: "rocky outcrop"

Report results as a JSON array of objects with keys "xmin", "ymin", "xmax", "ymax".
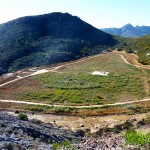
[
  {"xmin": 0, "ymin": 111, "xmax": 79, "ymax": 149},
  {"xmin": 0, "ymin": 111, "xmax": 149, "ymax": 149}
]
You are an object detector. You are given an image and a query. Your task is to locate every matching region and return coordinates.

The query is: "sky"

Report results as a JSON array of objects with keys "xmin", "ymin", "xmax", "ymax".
[{"xmin": 0, "ymin": 0, "xmax": 149, "ymax": 28}]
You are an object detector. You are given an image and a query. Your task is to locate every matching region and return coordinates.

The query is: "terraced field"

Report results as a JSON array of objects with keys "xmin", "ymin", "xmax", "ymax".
[{"xmin": 1, "ymin": 53, "xmax": 149, "ymax": 106}]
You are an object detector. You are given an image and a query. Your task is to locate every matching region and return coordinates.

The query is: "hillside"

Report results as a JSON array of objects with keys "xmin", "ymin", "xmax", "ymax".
[
  {"xmin": 116, "ymin": 34, "xmax": 150, "ymax": 65},
  {"xmin": 0, "ymin": 12, "xmax": 116, "ymax": 74},
  {"xmin": 0, "ymin": 45, "xmax": 150, "ymax": 149},
  {"xmin": 135, "ymin": 35, "xmax": 150, "ymax": 65},
  {"xmin": 0, "ymin": 51, "xmax": 149, "ymax": 106},
  {"xmin": 101, "ymin": 23, "xmax": 150, "ymax": 38}
]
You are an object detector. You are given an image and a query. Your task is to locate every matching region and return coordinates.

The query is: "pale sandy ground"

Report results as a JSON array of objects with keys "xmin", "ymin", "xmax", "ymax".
[{"xmin": 8, "ymin": 111, "xmax": 150, "ymax": 133}]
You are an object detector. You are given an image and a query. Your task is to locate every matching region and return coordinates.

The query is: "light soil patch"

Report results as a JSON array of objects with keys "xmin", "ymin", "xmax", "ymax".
[
  {"xmin": 8, "ymin": 111, "xmax": 150, "ymax": 133},
  {"xmin": 92, "ymin": 71, "xmax": 109, "ymax": 76}
]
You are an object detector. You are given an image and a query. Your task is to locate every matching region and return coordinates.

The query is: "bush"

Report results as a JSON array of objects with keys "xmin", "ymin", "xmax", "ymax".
[
  {"xmin": 18, "ymin": 113, "xmax": 28, "ymax": 120},
  {"xmin": 52, "ymin": 140, "xmax": 78, "ymax": 150},
  {"xmin": 124, "ymin": 129, "xmax": 150, "ymax": 147},
  {"xmin": 14, "ymin": 110, "xmax": 20, "ymax": 114},
  {"xmin": 122, "ymin": 121, "xmax": 133, "ymax": 130}
]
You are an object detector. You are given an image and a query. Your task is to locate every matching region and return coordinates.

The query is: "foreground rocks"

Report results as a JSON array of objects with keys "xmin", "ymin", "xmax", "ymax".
[
  {"xmin": 78, "ymin": 134, "xmax": 125, "ymax": 149},
  {"xmin": 0, "ymin": 111, "xmax": 149, "ymax": 149},
  {"xmin": 0, "ymin": 111, "xmax": 79, "ymax": 150}
]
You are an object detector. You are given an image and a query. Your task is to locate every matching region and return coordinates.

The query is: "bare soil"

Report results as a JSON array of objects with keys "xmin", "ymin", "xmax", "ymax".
[{"xmin": 8, "ymin": 111, "xmax": 150, "ymax": 133}]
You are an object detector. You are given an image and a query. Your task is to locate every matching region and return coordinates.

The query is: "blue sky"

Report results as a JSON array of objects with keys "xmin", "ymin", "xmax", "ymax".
[{"xmin": 0, "ymin": 0, "xmax": 149, "ymax": 28}]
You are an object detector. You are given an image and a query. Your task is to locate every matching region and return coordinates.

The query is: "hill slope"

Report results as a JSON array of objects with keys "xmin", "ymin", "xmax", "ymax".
[
  {"xmin": 0, "ymin": 12, "xmax": 116, "ymax": 74},
  {"xmin": 116, "ymin": 34, "xmax": 150, "ymax": 65},
  {"xmin": 101, "ymin": 23, "xmax": 150, "ymax": 38}
]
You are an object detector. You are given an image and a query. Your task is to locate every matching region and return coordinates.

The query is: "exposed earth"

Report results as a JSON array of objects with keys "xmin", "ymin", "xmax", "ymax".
[{"xmin": 0, "ymin": 111, "xmax": 150, "ymax": 150}]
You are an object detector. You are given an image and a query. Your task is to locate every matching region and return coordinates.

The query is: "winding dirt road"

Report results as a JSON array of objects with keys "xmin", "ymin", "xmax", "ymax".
[{"xmin": 0, "ymin": 98, "xmax": 150, "ymax": 108}]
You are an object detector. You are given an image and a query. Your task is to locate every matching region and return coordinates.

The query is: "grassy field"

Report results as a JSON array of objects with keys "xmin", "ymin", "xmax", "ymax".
[{"xmin": 10, "ymin": 53, "xmax": 148, "ymax": 105}]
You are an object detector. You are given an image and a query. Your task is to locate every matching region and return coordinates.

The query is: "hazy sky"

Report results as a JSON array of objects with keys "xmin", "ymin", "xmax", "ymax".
[{"xmin": 0, "ymin": 0, "xmax": 149, "ymax": 28}]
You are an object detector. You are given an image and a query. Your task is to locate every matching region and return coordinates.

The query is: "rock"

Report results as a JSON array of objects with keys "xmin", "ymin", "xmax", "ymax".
[
  {"xmin": 80, "ymin": 124, "xmax": 84, "ymax": 127},
  {"xmin": 126, "ymin": 145, "xmax": 140, "ymax": 150},
  {"xmin": 122, "ymin": 120, "xmax": 133, "ymax": 130},
  {"xmin": 137, "ymin": 119, "xmax": 146, "ymax": 126},
  {"xmin": 130, "ymin": 118, "xmax": 137, "ymax": 123},
  {"xmin": 0, "ymin": 111, "xmax": 79, "ymax": 149},
  {"xmin": 113, "ymin": 124, "xmax": 123, "ymax": 133},
  {"xmin": 76, "ymin": 129, "xmax": 85, "ymax": 137}
]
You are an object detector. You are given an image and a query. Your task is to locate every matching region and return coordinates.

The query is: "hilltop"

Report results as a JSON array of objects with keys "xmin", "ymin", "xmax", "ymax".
[
  {"xmin": 0, "ymin": 12, "xmax": 116, "ymax": 74},
  {"xmin": 101, "ymin": 23, "xmax": 150, "ymax": 38}
]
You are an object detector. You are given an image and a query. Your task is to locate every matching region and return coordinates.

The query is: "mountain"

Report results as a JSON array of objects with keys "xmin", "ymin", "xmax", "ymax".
[
  {"xmin": 101, "ymin": 23, "xmax": 150, "ymax": 38},
  {"xmin": 0, "ymin": 12, "xmax": 116, "ymax": 74}
]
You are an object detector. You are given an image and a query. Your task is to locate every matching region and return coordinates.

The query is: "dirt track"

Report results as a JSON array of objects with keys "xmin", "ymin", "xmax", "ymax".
[{"xmin": 0, "ymin": 97, "xmax": 150, "ymax": 108}]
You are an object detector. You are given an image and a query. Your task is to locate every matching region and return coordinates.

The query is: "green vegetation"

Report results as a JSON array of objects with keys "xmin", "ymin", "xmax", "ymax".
[
  {"xmin": 14, "ymin": 54, "xmax": 147, "ymax": 105},
  {"xmin": 115, "ymin": 35, "xmax": 150, "ymax": 65},
  {"xmin": 0, "ymin": 12, "xmax": 116, "ymax": 74},
  {"xmin": 25, "ymin": 105, "xmax": 77, "ymax": 114},
  {"xmin": 125, "ymin": 129, "xmax": 150, "ymax": 147},
  {"xmin": 18, "ymin": 113, "xmax": 28, "ymax": 120},
  {"xmin": 136, "ymin": 35, "xmax": 150, "ymax": 65},
  {"xmin": 19, "ymin": 74, "xmax": 144, "ymax": 105},
  {"xmin": 0, "ymin": 12, "xmax": 149, "ymax": 74},
  {"xmin": 52, "ymin": 140, "xmax": 78, "ymax": 150}
]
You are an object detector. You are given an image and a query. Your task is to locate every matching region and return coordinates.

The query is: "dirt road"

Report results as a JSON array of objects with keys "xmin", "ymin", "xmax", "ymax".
[{"xmin": 0, "ymin": 97, "xmax": 150, "ymax": 108}]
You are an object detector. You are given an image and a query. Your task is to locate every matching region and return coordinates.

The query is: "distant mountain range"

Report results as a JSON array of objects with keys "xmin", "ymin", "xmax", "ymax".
[
  {"xmin": 101, "ymin": 24, "xmax": 150, "ymax": 38},
  {"xmin": 0, "ymin": 12, "xmax": 116, "ymax": 74}
]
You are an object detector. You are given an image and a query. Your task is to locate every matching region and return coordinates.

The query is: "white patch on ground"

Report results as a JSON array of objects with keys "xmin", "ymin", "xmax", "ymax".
[
  {"xmin": 1, "ymin": 73, "xmax": 15, "ymax": 79},
  {"xmin": 92, "ymin": 71, "xmax": 109, "ymax": 76},
  {"xmin": 31, "ymin": 69, "xmax": 49, "ymax": 76},
  {"xmin": 146, "ymin": 53, "xmax": 150, "ymax": 56}
]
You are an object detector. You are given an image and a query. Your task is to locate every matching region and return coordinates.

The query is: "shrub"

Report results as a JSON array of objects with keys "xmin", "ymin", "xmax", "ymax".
[
  {"xmin": 52, "ymin": 140, "xmax": 78, "ymax": 150},
  {"xmin": 122, "ymin": 121, "xmax": 133, "ymax": 130},
  {"xmin": 14, "ymin": 110, "xmax": 20, "ymax": 114},
  {"xmin": 32, "ymin": 119, "xmax": 42, "ymax": 124},
  {"xmin": 124, "ymin": 129, "xmax": 150, "ymax": 147},
  {"xmin": 18, "ymin": 113, "xmax": 28, "ymax": 120}
]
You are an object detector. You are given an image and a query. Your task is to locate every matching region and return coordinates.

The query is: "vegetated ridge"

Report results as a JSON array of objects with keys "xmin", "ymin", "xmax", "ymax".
[
  {"xmin": 0, "ymin": 12, "xmax": 116, "ymax": 74},
  {"xmin": 116, "ymin": 34, "xmax": 150, "ymax": 65},
  {"xmin": 101, "ymin": 23, "xmax": 150, "ymax": 38}
]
